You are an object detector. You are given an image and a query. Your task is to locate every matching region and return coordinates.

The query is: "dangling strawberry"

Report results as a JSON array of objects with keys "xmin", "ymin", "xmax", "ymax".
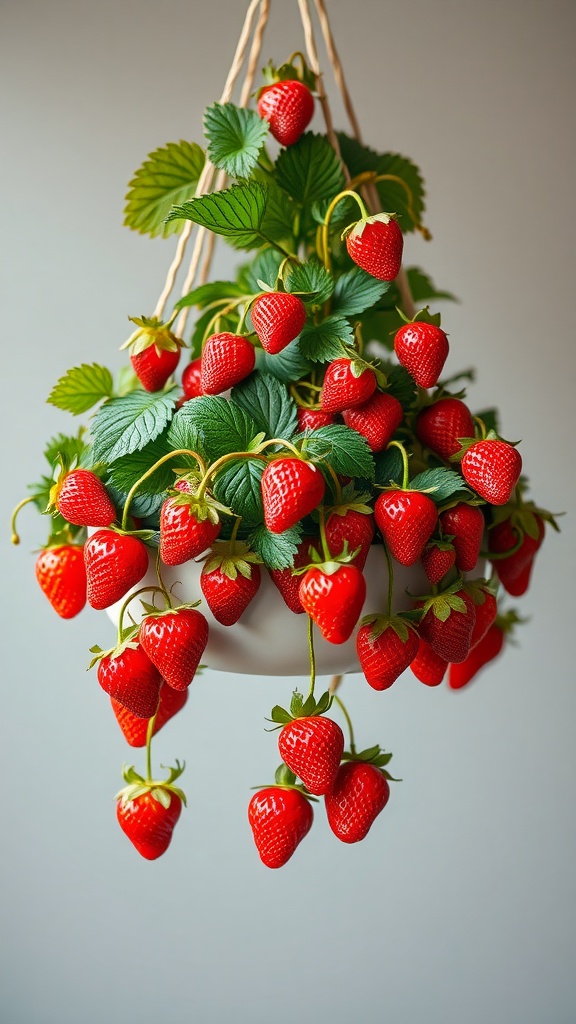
[
  {"xmin": 448, "ymin": 623, "xmax": 505, "ymax": 690},
  {"xmin": 93, "ymin": 642, "xmax": 162, "ymax": 719},
  {"xmin": 439, "ymin": 503, "xmax": 485, "ymax": 572},
  {"xmin": 416, "ymin": 397, "xmax": 475, "ymax": 462},
  {"xmin": 342, "ymin": 391, "xmax": 403, "ymax": 453},
  {"xmin": 116, "ymin": 761, "xmax": 186, "ymax": 860},
  {"xmin": 343, "ymin": 214, "xmax": 404, "ymax": 281},
  {"xmin": 251, "ymin": 292, "xmax": 306, "ymax": 354},
  {"xmin": 139, "ymin": 607, "xmax": 209, "ymax": 691},
  {"xmin": 200, "ymin": 333, "xmax": 255, "ymax": 394},
  {"xmin": 394, "ymin": 318, "xmax": 449, "ymax": 388},
  {"xmin": 248, "ymin": 782, "xmax": 314, "ymax": 868},
  {"xmin": 320, "ymin": 358, "xmax": 377, "ymax": 413},
  {"xmin": 121, "ymin": 315, "xmax": 185, "ymax": 392},
  {"xmin": 466, "ymin": 581, "xmax": 498, "ymax": 648},
  {"xmin": 159, "ymin": 483, "xmax": 225, "ymax": 566},
  {"xmin": 35, "ymin": 542, "xmax": 87, "ymax": 619},
  {"xmin": 296, "ymin": 407, "xmax": 335, "ymax": 432},
  {"xmin": 410, "ymin": 636, "xmax": 448, "ymax": 686},
  {"xmin": 181, "ymin": 357, "xmax": 203, "ymax": 399},
  {"xmin": 488, "ymin": 511, "xmax": 546, "ymax": 596},
  {"xmin": 325, "ymin": 504, "xmax": 375, "ymax": 571},
  {"xmin": 455, "ymin": 436, "xmax": 522, "ymax": 506},
  {"xmin": 200, "ymin": 540, "xmax": 262, "ymax": 625},
  {"xmin": 49, "ymin": 465, "xmax": 116, "ymax": 528},
  {"xmin": 421, "ymin": 540, "xmax": 456, "ymax": 585},
  {"xmin": 261, "ymin": 457, "xmax": 325, "ymax": 533},
  {"xmin": 272, "ymin": 691, "xmax": 344, "ymax": 796},
  {"xmin": 299, "ymin": 563, "xmax": 366, "ymax": 644},
  {"xmin": 257, "ymin": 80, "xmax": 314, "ymax": 146},
  {"xmin": 325, "ymin": 759, "xmax": 391, "ymax": 843},
  {"xmin": 418, "ymin": 585, "xmax": 477, "ymax": 663},
  {"xmin": 111, "ymin": 684, "xmax": 188, "ymax": 747},
  {"xmin": 84, "ymin": 529, "xmax": 149, "ymax": 610},
  {"xmin": 374, "ymin": 489, "xmax": 438, "ymax": 566},
  {"xmin": 268, "ymin": 536, "xmax": 319, "ymax": 614},
  {"xmin": 356, "ymin": 615, "xmax": 420, "ymax": 690}
]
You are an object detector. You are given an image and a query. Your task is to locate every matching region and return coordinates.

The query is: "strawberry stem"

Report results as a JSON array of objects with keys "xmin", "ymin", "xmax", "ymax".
[
  {"xmin": 10, "ymin": 495, "xmax": 37, "ymax": 545},
  {"xmin": 145, "ymin": 708, "xmax": 159, "ymax": 782},
  {"xmin": 155, "ymin": 549, "xmax": 172, "ymax": 607},
  {"xmin": 372, "ymin": 173, "xmax": 431, "ymax": 240},
  {"xmin": 257, "ymin": 438, "xmax": 302, "ymax": 458},
  {"xmin": 318, "ymin": 507, "xmax": 332, "ymax": 562},
  {"xmin": 201, "ymin": 296, "xmax": 253, "ymax": 345},
  {"xmin": 229, "ymin": 515, "xmax": 242, "ymax": 552},
  {"xmin": 387, "ymin": 440, "xmax": 410, "ymax": 490},
  {"xmin": 321, "ymin": 189, "xmax": 370, "ymax": 273},
  {"xmin": 117, "ymin": 585, "xmax": 166, "ymax": 642},
  {"xmin": 196, "ymin": 450, "xmax": 267, "ymax": 501},
  {"xmin": 383, "ymin": 542, "xmax": 395, "ymax": 617},
  {"xmin": 121, "ymin": 449, "xmax": 205, "ymax": 530},
  {"xmin": 333, "ymin": 694, "xmax": 356, "ymax": 756},
  {"xmin": 306, "ymin": 616, "xmax": 316, "ymax": 701}
]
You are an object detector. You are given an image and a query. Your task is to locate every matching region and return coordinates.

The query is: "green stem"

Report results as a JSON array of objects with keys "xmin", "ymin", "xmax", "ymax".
[
  {"xmin": 258, "ymin": 234, "xmax": 297, "ymax": 261},
  {"xmin": 201, "ymin": 296, "xmax": 252, "ymax": 346},
  {"xmin": 321, "ymin": 189, "xmax": 370, "ymax": 273},
  {"xmin": 333, "ymin": 694, "xmax": 356, "ymax": 756},
  {"xmin": 255, "ymin": 438, "xmax": 302, "ymax": 458},
  {"xmin": 306, "ymin": 616, "xmax": 316, "ymax": 701},
  {"xmin": 387, "ymin": 440, "xmax": 410, "ymax": 490},
  {"xmin": 10, "ymin": 495, "xmax": 36, "ymax": 545},
  {"xmin": 117, "ymin": 585, "xmax": 165, "ymax": 642},
  {"xmin": 145, "ymin": 710, "xmax": 159, "ymax": 783},
  {"xmin": 317, "ymin": 459, "xmax": 342, "ymax": 505},
  {"xmin": 318, "ymin": 507, "xmax": 332, "ymax": 562},
  {"xmin": 121, "ymin": 449, "xmax": 205, "ymax": 530},
  {"xmin": 155, "ymin": 550, "xmax": 172, "ymax": 607},
  {"xmin": 229, "ymin": 515, "xmax": 241, "ymax": 553},
  {"xmin": 383, "ymin": 542, "xmax": 395, "ymax": 617},
  {"xmin": 196, "ymin": 450, "xmax": 267, "ymax": 502}
]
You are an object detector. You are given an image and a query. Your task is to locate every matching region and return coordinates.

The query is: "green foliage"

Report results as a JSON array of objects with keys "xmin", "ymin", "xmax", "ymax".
[
  {"xmin": 105, "ymin": 436, "xmax": 177, "ymax": 502},
  {"xmin": 237, "ymin": 249, "xmax": 284, "ymax": 292},
  {"xmin": 47, "ymin": 363, "xmax": 113, "ymax": 415},
  {"xmin": 258, "ymin": 182, "xmax": 297, "ymax": 251},
  {"xmin": 167, "ymin": 395, "xmax": 260, "ymax": 463},
  {"xmin": 174, "ymin": 280, "xmax": 245, "ymax": 310},
  {"xmin": 255, "ymin": 338, "xmax": 312, "ymax": 383},
  {"xmin": 91, "ymin": 388, "xmax": 178, "ymax": 464},
  {"xmin": 248, "ymin": 523, "xmax": 303, "ymax": 570},
  {"xmin": 298, "ymin": 315, "xmax": 354, "ymax": 362},
  {"xmin": 204, "ymin": 103, "xmax": 269, "ymax": 179},
  {"xmin": 410, "ymin": 468, "xmax": 470, "ymax": 504},
  {"xmin": 124, "ymin": 141, "xmax": 205, "ymax": 238},
  {"xmin": 406, "ymin": 267, "xmax": 457, "ymax": 304},
  {"xmin": 297, "ymin": 424, "xmax": 375, "ymax": 481},
  {"xmin": 385, "ymin": 365, "xmax": 419, "ymax": 409},
  {"xmin": 212, "ymin": 457, "xmax": 265, "ymax": 527},
  {"xmin": 374, "ymin": 445, "xmax": 404, "ymax": 488},
  {"xmin": 337, "ymin": 134, "xmax": 426, "ymax": 233},
  {"xmin": 275, "ymin": 133, "xmax": 345, "ymax": 206},
  {"xmin": 166, "ymin": 181, "xmax": 269, "ymax": 250},
  {"xmin": 285, "ymin": 259, "xmax": 334, "ymax": 306},
  {"xmin": 231, "ymin": 374, "xmax": 297, "ymax": 442},
  {"xmin": 44, "ymin": 431, "xmax": 89, "ymax": 469},
  {"xmin": 331, "ymin": 268, "xmax": 391, "ymax": 317}
]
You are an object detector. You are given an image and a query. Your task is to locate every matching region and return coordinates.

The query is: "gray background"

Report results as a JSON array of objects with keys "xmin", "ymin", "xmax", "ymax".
[{"xmin": 1, "ymin": 1, "xmax": 575, "ymax": 1022}]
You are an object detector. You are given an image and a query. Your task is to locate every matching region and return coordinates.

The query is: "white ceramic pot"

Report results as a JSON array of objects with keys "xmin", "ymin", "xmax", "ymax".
[{"xmin": 105, "ymin": 546, "xmax": 431, "ymax": 677}]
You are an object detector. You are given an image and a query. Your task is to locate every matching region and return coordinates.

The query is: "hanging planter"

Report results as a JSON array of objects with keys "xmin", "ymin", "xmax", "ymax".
[{"xmin": 11, "ymin": 0, "xmax": 558, "ymax": 869}]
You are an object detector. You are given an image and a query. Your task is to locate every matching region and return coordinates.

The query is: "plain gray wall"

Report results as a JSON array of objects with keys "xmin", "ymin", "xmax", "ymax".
[{"xmin": 1, "ymin": 1, "xmax": 575, "ymax": 1022}]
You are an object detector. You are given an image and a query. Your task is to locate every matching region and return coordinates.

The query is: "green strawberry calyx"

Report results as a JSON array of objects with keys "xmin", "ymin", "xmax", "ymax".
[
  {"xmin": 292, "ymin": 539, "xmax": 360, "ymax": 578},
  {"xmin": 251, "ymin": 764, "xmax": 318, "ymax": 802},
  {"xmin": 395, "ymin": 305, "xmax": 443, "ymax": 329},
  {"xmin": 359, "ymin": 612, "xmax": 418, "ymax": 644},
  {"xmin": 168, "ymin": 486, "xmax": 231, "ymax": 526},
  {"xmin": 201, "ymin": 539, "xmax": 262, "ymax": 580},
  {"xmin": 259, "ymin": 54, "xmax": 317, "ymax": 93},
  {"xmin": 416, "ymin": 577, "xmax": 469, "ymax": 623},
  {"xmin": 116, "ymin": 760, "xmax": 187, "ymax": 808},
  {"xmin": 268, "ymin": 688, "xmax": 333, "ymax": 727},
  {"xmin": 341, "ymin": 744, "xmax": 399, "ymax": 781},
  {"xmin": 120, "ymin": 314, "xmax": 186, "ymax": 357},
  {"xmin": 324, "ymin": 490, "xmax": 373, "ymax": 519}
]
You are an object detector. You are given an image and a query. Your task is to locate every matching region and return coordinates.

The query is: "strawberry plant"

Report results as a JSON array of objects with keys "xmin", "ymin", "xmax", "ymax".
[{"xmin": 10, "ymin": 3, "xmax": 560, "ymax": 868}]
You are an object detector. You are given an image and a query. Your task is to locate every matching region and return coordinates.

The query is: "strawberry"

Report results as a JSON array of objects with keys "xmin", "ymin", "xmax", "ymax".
[
  {"xmin": 159, "ymin": 491, "xmax": 221, "ymax": 566},
  {"xmin": 251, "ymin": 292, "xmax": 306, "ymax": 354},
  {"xmin": 200, "ymin": 333, "xmax": 255, "ymax": 394},
  {"xmin": 111, "ymin": 684, "xmax": 188, "ymax": 747},
  {"xmin": 181, "ymin": 357, "xmax": 203, "ymax": 399},
  {"xmin": 117, "ymin": 789, "xmax": 182, "ymax": 859},
  {"xmin": 257, "ymin": 80, "xmax": 314, "ymax": 146},
  {"xmin": 268, "ymin": 536, "xmax": 319, "ymax": 614},
  {"xmin": 320, "ymin": 358, "xmax": 377, "ymax": 414},
  {"xmin": 139, "ymin": 607, "xmax": 209, "ymax": 691},
  {"xmin": 488, "ymin": 514, "xmax": 545, "ymax": 596},
  {"xmin": 418, "ymin": 588, "xmax": 477, "ymax": 663},
  {"xmin": 394, "ymin": 321, "xmax": 449, "ymax": 389},
  {"xmin": 459, "ymin": 439, "xmax": 522, "ymax": 506},
  {"xmin": 342, "ymin": 391, "xmax": 403, "ymax": 453},
  {"xmin": 448, "ymin": 622, "xmax": 505, "ymax": 689},
  {"xmin": 467, "ymin": 585, "xmax": 498, "ymax": 648},
  {"xmin": 416, "ymin": 397, "xmax": 475, "ymax": 462},
  {"xmin": 357, "ymin": 616, "xmax": 420, "ymax": 690},
  {"xmin": 97, "ymin": 644, "xmax": 162, "ymax": 718},
  {"xmin": 54, "ymin": 468, "xmax": 116, "ymax": 528},
  {"xmin": 439, "ymin": 503, "xmax": 485, "ymax": 572},
  {"xmin": 344, "ymin": 214, "xmax": 403, "ymax": 281},
  {"xmin": 410, "ymin": 636, "xmax": 448, "ymax": 686},
  {"xmin": 278, "ymin": 716, "xmax": 344, "ymax": 795},
  {"xmin": 131, "ymin": 346, "xmax": 181, "ymax": 393},
  {"xmin": 261, "ymin": 457, "xmax": 325, "ymax": 533},
  {"xmin": 325, "ymin": 508, "xmax": 375, "ymax": 570},
  {"xmin": 248, "ymin": 785, "xmax": 313, "ymax": 868},
  {"xmin": 325, "ymin": 761, "xmax": 390, "ymax": 843},
  {"xmin": 374, "ymin": 490, "xmax": 437, "ymax": 566},
  {"xmin": 296, "ymin": 407, "xmax": 335, "ymax": 432},
  {"xmin": 84, "ymin": 529, "xmax": 149, "ymax": 610},
  {"xmin": 299, "ymin": 564, "xmax": 366, "ymax": 644},
  {"xmin": 200, "ymin": 548, "xmax": 261, "ymax": 626},
  {"xmin": 35, "ymin": 543, "xmax": 87, "ymax": 619},
  {"xmin": 421, "ymin": 541, "xmax": 456, "ymax": 584}
]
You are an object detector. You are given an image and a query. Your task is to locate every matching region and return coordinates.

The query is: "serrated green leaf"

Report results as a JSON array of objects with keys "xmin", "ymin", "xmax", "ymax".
[
  {"xmin": 174, "ymin": 279, "xmax": 245, "ymax": 311},
  {"xmin": 258, "ymin": 181, "xmax": 297, "ymax": 251},
  {"xmin": 166, "ymin": 181, "xmax": 268, "ymax": 250},
  {"xmin": 410, "ymin": 468, "xmax": 469, "ymax": 505},
  {"xmin": 337, "ymin": 134, "xmax": 426, "ymax": 233},
  {"xmin": 296, "ymin": 424, "xmax": 375, "ymax": 481},
  {"xmin": 105, "ymin": 481, "xmax": 164, "ymax": 521},
  {"xmin": 166, "ymin": 403, "xmax": 208, "ymax": 463},
  {"xmin": 374, "ymin": 445, "xmax": 404, "ymax": 487},
  {"xmin": 275, "ymin": 132, "xmax": 345, "ymax": 206},
  {"xmin": 285, "ymin": 259, "xmax": 334, "ymax": 306},
  {"xmin": 91, "ymin": 388, "xmax": 178, "ymax": 464},
  {"xmin": 332, "ymin": 268, "xmax": 391, "ymax": 317},
  {"xmin": 124, "ymin": 140, "xmax": 205, "ymax": 238},
  {"xmin": 406, "ymin": 267, "xmax": 457, "ymax": 304},
  {"xmin": 231, "ymin": 373, "xmax": 297, "ymax": 442},
  {"xmin": 212, "ymin": 457, "xmax": 265, "ymax": 527},
  {"xmin": 248, "ymin": 522, "xmax": 303, "ymax": 570},
  {"xmin": 298, "ymin": 316, "xmax": 354, "ymax": 363},
  {"xmin": 255, "ymin": 337, "xmax": 312, "ymax": 383},
  {"xmin": 385, "ymin": 365, "xmax": 419, "ymax": 409},
  {"xmin": 361, "ymin": 309, "xmax": 401, "ymax": 349},
  {"xmin": 167, "ymin": 395, "xmax": 259, "ymax": 464},
  {"xmin": 47, "ymin": 363, "xmax": 113, "ymax": 415},
  {"xmin": 105, "ymin": 435, "xmax": 176, "ymax": 500},
  {"xmin": 204, "ymin": 102, "xmax": 269, "ymax": 179},
  {"xmin": 44, "ymin": 431, "xmax": 89, "ymax": 470},
  {"xmin": 237, "ymin": 249, "xmax": 284, "ymax": 293}
]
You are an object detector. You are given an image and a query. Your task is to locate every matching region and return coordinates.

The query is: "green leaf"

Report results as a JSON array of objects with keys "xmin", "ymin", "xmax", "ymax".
[
  {"xmin": 204, "ymin": 103, "xmax": 269, "ymax": 179},
  {"xmin": 91, "ymin": 388, "xmax": 178, "ymax": 464},
  {"xmin": 361, "ymin": 309, "xmax": 400, "ymax": 349},
  {"xmin": 374, "ymin": 446, "xmax": 404, "ymax": 487},
  {"xmin": 331, "ymin": 268, "xmax": 391, "ymax": 317},
  {"xmin": 255, "ymin": 337, "xmax": 312, "ymax": 383},
  {"xmin": 248, "ymin": 522, "xmax": 303, "ymax": 570},
  {"xmin": 237, "ymin": 249, "xmax": 284, "ymax": 293},
  {"xmin": 258, "ymin": 182, "xmax": 297, "ymax": 251},
  {"xmin": 475, "ymin": 407, "xmax": 500, "ymax": 435},
  {"xmin": 275, "ymin": 133, "xmax": 345, "ymax": 206},
  {"xmin": 385, "ymin": 365, "xmax": 418, "ymax": 409},
  {"xmin": 166, "ymin": 181, "xmax": 268, "ymax": 250},
  {"xmin": 167, "ymin": 395, "xmax": 260, "ymax": 463},
  {"xmin": 212, "ymin": 457, "xmax": 265, "ymax": 527},
  {"xmin": 285, "ymin": 259, "xmax": 334, "ymax": 306},
  {"xmin": 189, "ymin": 308, "xmax": 238, "ymax": 360},
  {"xmin": 296, "ymin": 424, "xmax": 375, "ymax": 481},
  {"xmin": 406, "ymin": 267, "xmax": 457, "ymax": 304},
  {"xmin": 174, "ymin": 279, "xmax": 245, "ymax": 311},
  {"xmin": 124, "ymin": 140, "xmax": 205, "ymax": 238},
  {"xmin": 47, "ymin": 363, "xmax": 113, "ymax": 415},
  {"xmin": 337, "ymin": 134, "xmax": 426, "ymax": 234},
  {"xmin": 44, "ymin": 431, "xmax": 89, "ymax": 470},
  {"xmin": 106, "ymin": 435, "xmax": 177, "ymax": 500},
  {"xmin": 231, "ymin": 373, "xmax": 297, "ymax": 442},
  {"xmin": 410, "ymin": 468, "xmax": 470, "ymax": 505},
  {"xmin": 298, "ymin": 315, "xmax": 354, "ymax": 363}
]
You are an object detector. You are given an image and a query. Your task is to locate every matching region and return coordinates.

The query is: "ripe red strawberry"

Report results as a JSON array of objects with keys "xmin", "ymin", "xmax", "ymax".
[
  {"xmin": 325, "ymin": 509, "xmax": 375, "ymax": 570},
  {"xmin": 35, "ymin": 543, "xmax": 87, "ymax": 619},
  {"xmin": 419, "ymin": 589, "xmax": 477, "ymax": 663},
  {"xmin": 468, "ymin": 586, "xmax": 498, "ymax": 648},
  {"xmin": 131, "ymin": 345, "xmax": 181, "ymax": 392},
  {"xmin": 97, "ymin": 644, "xmax": 162, "ymax": 718},
  {"xmin": 439, "ymin": 503, "xmax": 485, "ymax": 572},
  {"xmin": 117, "ymin": 789, "xmax": 182, "ymax": 860},
  {"xmin": 421, "ymin": 541, "xmax": 456, "ymax": 584},
  {"xmin": 296, "ymin": 407, "xmax": 335, "ymax": 432},
  {"xmin": 394, "ymin": 321, "xmax": 449, "ymax": 388},
  {"xmin": 200, "ymin": 333, "xmax": 255, "ymax": 394},
  {"xmin": 448, "ymin": 622, "xmax": 505, "ymax": 689},
  {"xmin": 111, "ymin": 684, "xmax": 188, "ymax": 747},
  {"xmin": 251, "ymin": 292, "xmax": 306, "ymax": 354},
  {"xmin": 342, "ymin": 391, "xmax": 403, "ymax": 453},
  {"xmin": 261, "ymin": 458, "xmax": 325, "ymax": 533},
  {"xmin": 139, "ymin": 608, "xmax": 209, "ymax": 691},
  {"xmin": 416, "ymin": 397, "xmax": 475, "ymax": 461},
  {"xmin": 269, "ymin": 536, "xmax": 319, "ymax": 614},
  {"xmin": 181, "ymin": 357, "xmax": 203, "ymax": 399},
  {"xmin": 56, "ymin": 469, "xmax": 116, "ymax": 528},
  {"xmin": 357, "ymin": 617, "xmax": 420, "ymax": 690},
  {"xmin": 278, "ymin": 717, "xmax": 344, "ymax": 795},
  {"xmin": 84, "ymin": 529, "xmax": 149, "ymax": 610},
  {"xmin": 320, "ymin": 358, "xmax": 377, "ymax": 413},
  {"xmin": 200, "ymin": 563, "xmax": 261, "ymax": 625},
  {"xmin": 488, "ymin": 515, "xmax": 545, "ymax": 596},
  {"xmin": 410, "ymin": 636, "xmax": 448, "ymax": 686},
  {"xmin": 257, "ymin": 80, "xmax": 314, "ymax": 146},
  {"xmin": 344, "ymin": 214, "xmax": 403, "ymax": 281},
  {"xmin": 159, "ymin": 496, "xmax": 221, "ymax": 566},
  {"xmin": 460, "ymin": 440, "xmax": 522, "ymax": 506},
  {"xmin": 299, "ymin": 564, "xmax": 366, "ymax": 644},
  {"xmin": 374, "ymin": 490, "xmax": 437, "ymax": 566},
  {"xmin": 325, "ymin": 761, "xmax": 390, "ymax": 843},
  {"xmin": 248, "ymin": 786, "xmax": 313, "ymax": 868}
]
